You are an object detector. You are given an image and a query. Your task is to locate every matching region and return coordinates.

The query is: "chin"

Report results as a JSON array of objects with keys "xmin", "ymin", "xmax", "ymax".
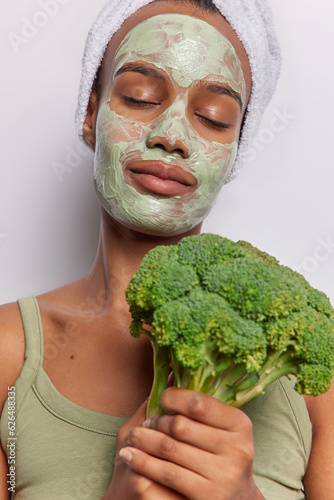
[
  {"xmin": 101, "ymin": 205, "xmax": 202, "ymax": 239},
  {"xmin": 95, "ymin": 178, "xmax": 209, "ymax": 238}
]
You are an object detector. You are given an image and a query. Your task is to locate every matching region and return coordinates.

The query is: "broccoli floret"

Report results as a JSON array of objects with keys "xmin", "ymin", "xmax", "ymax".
[{"xmin": 125, "ymin": 234, "xmax": 334, "ymax": 417}]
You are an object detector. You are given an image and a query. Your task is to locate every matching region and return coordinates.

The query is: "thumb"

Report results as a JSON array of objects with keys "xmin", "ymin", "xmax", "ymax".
[
  {"xmin": 127, "ymin": 398, "xmax": 148, "ymax": 428},
  {"xmin": 116, "ymin": 398, "xmax": 148, "ymax": 449}
]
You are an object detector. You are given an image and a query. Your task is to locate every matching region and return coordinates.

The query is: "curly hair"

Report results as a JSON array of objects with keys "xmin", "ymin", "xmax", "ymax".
[{"xmin": 154, "ymin": 0, "xmax": 219, "ymax": 12}]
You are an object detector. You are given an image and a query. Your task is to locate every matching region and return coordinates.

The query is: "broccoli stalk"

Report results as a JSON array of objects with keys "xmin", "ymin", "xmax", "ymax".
[
  {"xmin": 205, "ymin": 347, "xmax": 299, "ymax": 408},
  {"xmin": 126, "ymin": 234, "xmax": 334, "ymax": 418},
  {"xmin": 147, "ymin": 343, "xmax": 170, "ymax": 417}
]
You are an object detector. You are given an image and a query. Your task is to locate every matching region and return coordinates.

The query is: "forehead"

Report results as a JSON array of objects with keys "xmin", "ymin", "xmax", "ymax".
[
  {"xmin": 101, "ymin": 2, "xmax": 252, "ymax": 101},
  {"xmin": 111, "ymin": 14, "xmax": 246, "ymax": 97}
]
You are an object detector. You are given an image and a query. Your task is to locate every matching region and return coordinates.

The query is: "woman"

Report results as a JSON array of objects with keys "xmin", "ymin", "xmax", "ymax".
[{"xmin": 0, "ymin": 0, "xmax": 333, "ymax": 498}]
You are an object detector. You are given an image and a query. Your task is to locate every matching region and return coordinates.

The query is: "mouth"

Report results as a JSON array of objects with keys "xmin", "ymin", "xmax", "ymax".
[{"xmin": 128, "ymin": 161, "xmax": 197, "ymax": 197}]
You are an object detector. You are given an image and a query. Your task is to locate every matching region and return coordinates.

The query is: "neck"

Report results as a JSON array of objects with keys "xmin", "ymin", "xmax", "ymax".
[{"xmin": 84, "ymin": 208, "xmax": 202, "ymax": 311}]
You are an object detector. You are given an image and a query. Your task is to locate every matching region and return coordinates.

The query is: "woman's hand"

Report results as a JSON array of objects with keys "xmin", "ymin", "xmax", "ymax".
[
  {"xmin": 116, "ymin": 387, "xmax": 265, "ymax": 500},
  {"xmin": 101, "ymin": 398, "xmax": 187, "ymax": 499}
]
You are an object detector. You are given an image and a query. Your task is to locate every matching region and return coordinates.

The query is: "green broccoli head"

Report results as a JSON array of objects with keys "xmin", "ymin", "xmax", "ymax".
[
  {"xmin": 125, "ymin": 234, "xmax": 334, "ymax": 416},
  {"xmin": 126, "ymin": 244, "xmax": 199, "ymax": 333},
  {"xmin": 153, "ymin": 289, "xmax": 266, "ymax": 372}
]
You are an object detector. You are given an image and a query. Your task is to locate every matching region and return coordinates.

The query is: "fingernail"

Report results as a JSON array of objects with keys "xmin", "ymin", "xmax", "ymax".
[
  {"xmin": 143, "ymin": 418, "xmax": 152, "ymax": 428},
  {"xmin": 119, "ymin": 448, "xmax": 133, "ymax": 463}
]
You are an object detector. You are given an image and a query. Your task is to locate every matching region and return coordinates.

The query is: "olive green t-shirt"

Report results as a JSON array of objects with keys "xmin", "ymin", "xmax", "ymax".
[{"xmin": 0, "ymin": 296, "xmax": 312, "ymax": 499}]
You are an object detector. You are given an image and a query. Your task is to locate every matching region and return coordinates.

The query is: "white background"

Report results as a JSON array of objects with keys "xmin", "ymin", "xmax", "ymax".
[{"xmin": 1, "ymin": 0, "xmax": 334, "ymax": 305}]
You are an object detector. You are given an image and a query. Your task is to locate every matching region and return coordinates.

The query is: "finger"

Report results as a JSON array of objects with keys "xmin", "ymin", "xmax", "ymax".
[
  {"xmin": 143, "ymin": 416, "xmax": 255, "ymax": 482},
  {"xmin": 160, "ymin": 388, "xmax": 251, "ymax": 432},
  {"xmin": 128, "ymin": 470, "xmax": 188, "ymax": 500},
  {"xmin": 143, "ymin": 412, "xmax": 228, "ymax": 454},
  {"xmin": 120, "ymin": 446, "xmax": 207, "ymax": 498},
  {"xmin": 126, "ymin": 426, "xmax": 213, "ymax": 477},
  {"xmin": 116, "ymin": 399, "xmax": 148, "ymax": 448}
]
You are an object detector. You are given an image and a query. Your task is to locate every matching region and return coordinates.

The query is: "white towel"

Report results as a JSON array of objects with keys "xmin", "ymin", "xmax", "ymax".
[{"xmin": 75, "ymin": 0, "xmax": 281, "ymax": 181}]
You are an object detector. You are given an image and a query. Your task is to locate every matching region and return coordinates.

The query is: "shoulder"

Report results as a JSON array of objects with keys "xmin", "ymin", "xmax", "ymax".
[
  {"xmin": 0, "ymin": 280, "xmax": 93, "ymax": 416},
  {"xmin": 304, "ymin": 379, "xmax": 334, "ymax": 433},
  {"xmin": 0, "ymin": 302, "xmax": 25, "ymax": 414},
  {"xmin": 303, "ymin": 380, "xmax": 334, "ymax": 495}
]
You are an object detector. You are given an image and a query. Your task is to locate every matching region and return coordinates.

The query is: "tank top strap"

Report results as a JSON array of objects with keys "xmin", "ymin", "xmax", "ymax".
[{"xmin": 15, "ymin": 296, "xmax": 44, "ymax": 412}]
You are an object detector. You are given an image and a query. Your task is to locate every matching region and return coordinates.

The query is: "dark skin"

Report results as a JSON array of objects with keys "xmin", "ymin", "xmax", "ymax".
[{"xmin": 0, "ymin": 2, "xmax": 333, "ymax": 499}]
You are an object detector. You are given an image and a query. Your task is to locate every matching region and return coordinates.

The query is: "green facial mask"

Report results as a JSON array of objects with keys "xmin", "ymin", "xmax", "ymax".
[{"xmin": 94, "ymin": 14, "xmax": 246, "ymax": 235}]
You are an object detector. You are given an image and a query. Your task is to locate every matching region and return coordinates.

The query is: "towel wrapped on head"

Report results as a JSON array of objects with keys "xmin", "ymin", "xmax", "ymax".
[{"xmin": 75, "ymin": 0, "xmax": 281, "ymax": 182}]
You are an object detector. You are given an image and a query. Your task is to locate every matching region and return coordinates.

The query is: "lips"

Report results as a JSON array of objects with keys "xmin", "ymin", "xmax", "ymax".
[{"xmin": 128, "ymin": 161, "xmax": 197, "ymax": 196}]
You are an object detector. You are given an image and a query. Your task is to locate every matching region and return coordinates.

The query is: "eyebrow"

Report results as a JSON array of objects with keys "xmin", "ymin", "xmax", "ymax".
[
  {"xmin": 115, "ymin": 64, "xmax": 243, "ymax": 108},
  {"xmin": 199, "ymin": 82, "xmax": 243, "ymax": 109},
  {"xmin": 115, "ymin": 63, "xmax": 166, "ymax": 82}
]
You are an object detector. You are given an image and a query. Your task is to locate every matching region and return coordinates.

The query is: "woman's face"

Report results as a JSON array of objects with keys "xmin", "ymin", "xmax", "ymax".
[{"xmin": 85, "ymin": 2, "xmax": 251, "ymax": 236}]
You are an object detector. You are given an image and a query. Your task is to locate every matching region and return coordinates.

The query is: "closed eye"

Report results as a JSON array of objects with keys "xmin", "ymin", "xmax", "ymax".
[
  {"xmin": 121, "ymin": 96, "xmax": 160, "ymax": 108},
  {"xmin": 195, "ymin": 113, "xmax": 229, "ymax": 130}
]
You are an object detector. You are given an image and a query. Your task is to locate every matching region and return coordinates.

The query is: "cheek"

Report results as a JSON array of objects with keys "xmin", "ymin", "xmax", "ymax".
[
  {"xmin": 97, "ymin": 103, "xmax": 149, "ymax": 149},
  {"xmin": 94, "ymin": 104, "xmax": 150, "ymax": 198},
  {"xmin": 188, "ymin": 133, "xmax": 237, "ymax": 186}
]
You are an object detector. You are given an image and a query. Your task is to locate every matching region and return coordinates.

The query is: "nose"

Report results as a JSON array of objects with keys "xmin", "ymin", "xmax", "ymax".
[
  {"xmin": 147, "ymin": 134, "xmax": 190, "ymax": 158},
  {"xmin": 146, "ymin": 98, "xmax": 190, "ymax": 158}
]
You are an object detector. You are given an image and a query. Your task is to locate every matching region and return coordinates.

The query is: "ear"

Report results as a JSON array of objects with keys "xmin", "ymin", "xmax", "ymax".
[{"xmin": 83, "ymin": 91, "xmax": 99, "ymax": 149}]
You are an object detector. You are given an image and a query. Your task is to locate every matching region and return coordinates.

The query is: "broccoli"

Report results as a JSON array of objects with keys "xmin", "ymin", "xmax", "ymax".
[{"xmin": 125, "ymin": 233, "xmax": 334, "ymax": 418}]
